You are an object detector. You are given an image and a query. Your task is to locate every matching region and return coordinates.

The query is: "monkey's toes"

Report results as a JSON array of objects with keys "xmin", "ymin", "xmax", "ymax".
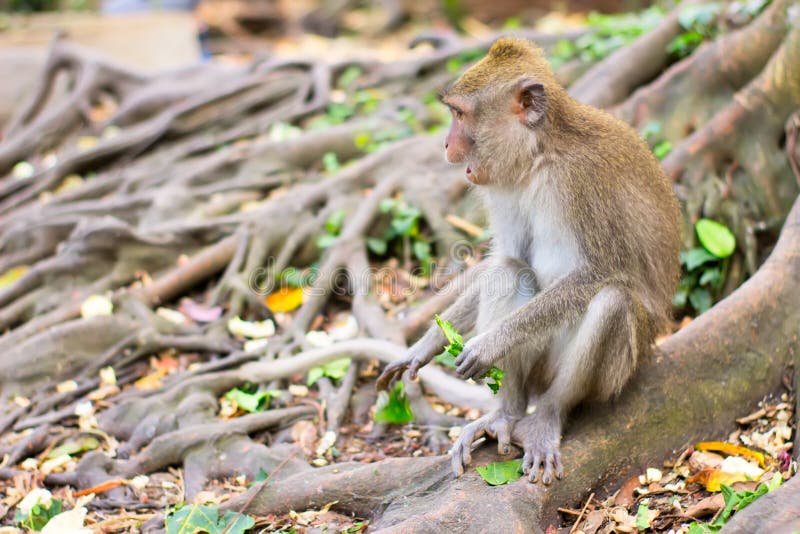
[
  {"xmin": 522, "ymin": 446, "xmax": 563, "ymax": 484},
  {"xmin": 449, "ymin": 440, "xmax": 470, "ymax": 478}
]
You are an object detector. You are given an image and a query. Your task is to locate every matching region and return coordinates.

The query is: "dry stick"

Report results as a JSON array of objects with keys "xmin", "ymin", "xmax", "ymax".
[
  {"xmin": 569, "ymin": 492, "xmax": 594, "ymax": 534},
  {"xmin": 221, "ymin": 449, "xmax": 300, "ymax": 534},
  {"xmin": 786, "ymin": 110, "xmax": 800, "ymax": 187},
  {"xmin": 445, "ymin": 214, "xmax": 484, "ymax": 238}
]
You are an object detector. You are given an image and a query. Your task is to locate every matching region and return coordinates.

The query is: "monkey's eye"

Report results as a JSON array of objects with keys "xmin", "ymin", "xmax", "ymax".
[{"xmin": 452, "ymin": 109, "xmax": 464, "ymax": 120}]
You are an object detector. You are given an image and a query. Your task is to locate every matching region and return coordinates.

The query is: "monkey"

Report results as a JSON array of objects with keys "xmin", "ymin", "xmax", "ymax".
[{"xmin": 376, "ymin": 37, "xmax": 681, "ymax": 484}]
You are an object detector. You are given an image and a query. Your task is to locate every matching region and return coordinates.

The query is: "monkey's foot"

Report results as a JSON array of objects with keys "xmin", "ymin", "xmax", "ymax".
[
  {"xmin": 450, "ymin": 411, "xmax": 517, "ymax": 477},
  {"xmin": 517, "ymin": 410, "xmax": 564, "ymax": 484}
]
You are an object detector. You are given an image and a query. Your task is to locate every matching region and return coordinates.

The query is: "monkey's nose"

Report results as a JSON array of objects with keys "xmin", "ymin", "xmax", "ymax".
[{"xmin": 445, "ymin": 142, "xmax": 449, "ymax": 149}]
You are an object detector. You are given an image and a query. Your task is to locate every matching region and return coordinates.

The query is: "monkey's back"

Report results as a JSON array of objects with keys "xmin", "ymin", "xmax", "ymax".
[{"xmin": 554, "ymin": 101, "xmax": 682, "ymax": 335}]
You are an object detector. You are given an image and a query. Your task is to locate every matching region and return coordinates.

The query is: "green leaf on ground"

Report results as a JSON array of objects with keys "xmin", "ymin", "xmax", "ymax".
[
  {"xmin": 476, "ymin": 459, "xmax": 523, "ymax": 485},
  {"xmin": 165, "ymin": 504, "xmax": 254, "ymax": 534},
  {"xmin": 680, "ymin": 247, "xmax": 718, "ymax": 270},
  {"xmin": 688, "ymin": 473, "xmax": 783, "ymax": 532},
  {"xmin": 307, "ymin": 357, "xmax": 352, "ymax": 386},
  {"xmin": 689, "ymin": 287, "xmax": 712, "ymax": 313},
  {"xmin": 15, "ymin": 497, "xmax": 62, "ymax": 532},
  {"xmin": 224, "ymin": 388, "xmax": 279, "ymax": 413},
  {"xmin": 374, "ymin": 381, "xmax": 414, "ymax": 424},
  {"xmin": 653, "ymin": 140, "xmax": 672, "ymax": 159},
  {"xmin": 696, "ymin": 218, "xmax": 736, "ymax": 258},
  {"xmin": 636, "ymin": 503, "xmax": 653, "ymax": 530},
  {"xmin": 46, "ymin": 435, "xmax": 100, "ymax": 460}
]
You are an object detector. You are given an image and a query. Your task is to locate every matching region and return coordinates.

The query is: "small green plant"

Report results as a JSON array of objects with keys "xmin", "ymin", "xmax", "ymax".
[
  {"xmin": 336, "ymin": 66, "xmax": 363, "ymax": 89},
  {"xmin": 317, "ymin": 209, "xmax": 347, "ymax": 249},
  {"xmin": 14, "ymin": 491, "xmax": 62, "ymax": 531},
  {"xmin": 433, "ymin": 315, "xmax": 505, "ymax": 394},
  {"xmin": 667, "ymin": 3, "xmax": 722, "ymax": 58},
  {"xmin": 322, "ymin": 152, "xmax": 340, "ymax": 173},
  {"xmin": 278, "ymin": 265, "xmax": 318, "ymax": 288},
  {"xmin": 687, "ymin": 474, "xmax": 782, "ymax": 532},
  {"xmin": 549, "ymin": 7, "xmax": 664, "ymax": 67},
  {"xmin": 224, "ymin": 387, "xmax": 280, "ymax": 413},
  {"xmin": 307, "ymin": 357, "xmax": 352, "ymax": 386},
  {"xmin": 641, "ymin": 121, "xmax": 673, "ymax": 160},
  {"xmin": 674, "ymin": 218, "xmax": 737, "ymax": 314},
  {"xmin": 307, "ymin": 89, "xmax": 386, "ymax": 129},
  {"xmin": 366, "ymin": 197, "xmax": 434, "ymax": 275},
  {"xmin": 374, "ymin": 381, "xmax": 414, "ymax": 424}
]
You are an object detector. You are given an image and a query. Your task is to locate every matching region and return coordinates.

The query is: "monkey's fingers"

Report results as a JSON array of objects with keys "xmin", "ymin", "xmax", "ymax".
[
  {"xmin": 408, "ymin": 359, "xmax": 422, "ymax": 380},
  {"xmin": 375, "ymin": 361, "xmax": 407, "ymax": 391},
  {"xmin": 456, "ymin": 357, "xmax": 488, "ymax": 381}
]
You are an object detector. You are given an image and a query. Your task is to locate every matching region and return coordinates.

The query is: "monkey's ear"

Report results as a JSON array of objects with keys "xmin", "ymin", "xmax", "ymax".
[{"xmin": 514, "ymin": 79, "xmax": 547, "ymax": 127}]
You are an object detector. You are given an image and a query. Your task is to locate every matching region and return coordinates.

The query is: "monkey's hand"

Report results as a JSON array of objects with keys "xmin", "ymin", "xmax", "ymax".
[
  {"xmin": 455, "ymin": 332, "xmax": 501, "ymax": 380},
  {"xmin": 376, "ymin": 344, "xmax": 434, "ymax": 391}
]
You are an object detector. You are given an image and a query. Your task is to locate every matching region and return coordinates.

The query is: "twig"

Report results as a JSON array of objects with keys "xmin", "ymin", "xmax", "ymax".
[
  {"xmin": 445, "ymin": 214, "xmax": 484, "ymax": 237},
  {"xmin": 569, "ymin": 492, "xmax": 594, "ymax": 534}
]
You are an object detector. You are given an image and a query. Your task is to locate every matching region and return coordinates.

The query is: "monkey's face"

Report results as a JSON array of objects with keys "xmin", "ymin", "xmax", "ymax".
[
  {"xmin": 442, "ymin": 79, "xmax": 547, "ymax": 186},
  {"xmin": 441, "ymin": 96, "xmax": 491, "ymax": 185}
]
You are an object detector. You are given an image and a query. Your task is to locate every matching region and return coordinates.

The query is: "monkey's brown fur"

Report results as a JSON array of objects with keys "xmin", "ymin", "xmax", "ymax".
[{"xmin": 378, "ymin": 38, "xmax": 681, "ymax": 484}]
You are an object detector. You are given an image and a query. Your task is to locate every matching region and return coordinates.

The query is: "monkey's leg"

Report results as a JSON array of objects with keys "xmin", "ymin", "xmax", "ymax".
[
  {"xmin": 515, "ymin": 286, "xmax": 643, "ymax": 484},
  {"xmin": 451, "ymin": 256, "xmax": 538, "ymax": 477}
]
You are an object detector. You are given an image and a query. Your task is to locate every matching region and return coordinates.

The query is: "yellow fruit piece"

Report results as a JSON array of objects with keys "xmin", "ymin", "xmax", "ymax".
[{"xmin": 265, "ymin": 286, "xmax": 304, "ymax": 312}]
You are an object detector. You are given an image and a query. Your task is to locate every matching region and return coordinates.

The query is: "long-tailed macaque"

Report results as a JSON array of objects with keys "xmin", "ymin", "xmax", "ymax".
[{"xmin": 377, "ymin": 38, "xmax": 681, "ymax": 483}]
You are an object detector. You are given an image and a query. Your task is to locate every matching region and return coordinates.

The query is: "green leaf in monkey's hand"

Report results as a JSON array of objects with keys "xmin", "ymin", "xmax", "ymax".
[
  {"xmin": 434, "ymin": 315, "xmax": 505, "ymax": 393},
  {"xmin": 482, "ymin": 366, "xmax": 506, "ymax": 394},
  {"xmin": 476, "ymin": 459, "xmax": 523, "ymax": 485},
  {"xmin": 435, "ymin": 315, "xmax": 463, "ymax": 356},
  {"xmin": 374, "ymin": 381, "xmax": 414, "ymax": 424}
]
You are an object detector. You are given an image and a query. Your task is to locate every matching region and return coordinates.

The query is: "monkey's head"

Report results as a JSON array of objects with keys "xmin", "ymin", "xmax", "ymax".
[{"xmin": 440, "ymin": 38, "xmax": 561, "ymax": 186}]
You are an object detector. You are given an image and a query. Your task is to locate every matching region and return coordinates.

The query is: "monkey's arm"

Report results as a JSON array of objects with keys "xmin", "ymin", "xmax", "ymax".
[
  {"xmin": 455, "ymin": 269, "xmax": 602, "ymax": 379},
  {"xmin": 375, "ymin": 269, "xmax": 485, "ymax": 390}
]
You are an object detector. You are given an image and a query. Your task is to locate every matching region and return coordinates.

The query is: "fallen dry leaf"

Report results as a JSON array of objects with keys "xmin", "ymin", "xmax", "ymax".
[
  {"xmin": 133, "ymin": 369, "xmax": 168, "ymax": 390},
  {"xmin": 685, "ymin": 493, "xmax": 724, "ymax": 518},
  {"xmin": 614, "ymin": 475, "xmax": 640, "ymax": 507},
  {"xmin": 291, "ymin": 420, "xmax": 318, "ymax": 457},
  {"xmin": 694, "ymin": 441, "xmax": 766, "ymax": 467},
  {"xmin": 689, "ymin": 450, "xmax": 725, "ymax": 471},
  {"xmin": 687, "ymin": 468, "xmax": 750, "ymax": 491}
]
